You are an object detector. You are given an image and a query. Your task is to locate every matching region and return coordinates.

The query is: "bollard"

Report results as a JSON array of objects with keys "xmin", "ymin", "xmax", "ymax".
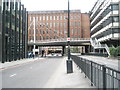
[{"xmin": 66, "ymin": 60, "xmax": 73, "ymax": 73}]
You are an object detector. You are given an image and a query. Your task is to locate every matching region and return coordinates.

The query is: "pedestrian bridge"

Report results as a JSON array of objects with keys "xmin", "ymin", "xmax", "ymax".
[{"xmin": 28, "ymin": 38, "xmax": 90, "ymax": 46}]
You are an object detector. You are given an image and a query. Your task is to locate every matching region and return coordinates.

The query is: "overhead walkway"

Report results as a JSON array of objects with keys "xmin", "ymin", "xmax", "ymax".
[{"xmin": 28, "ymin": 38, "xmax": 90, "ymax": 46}]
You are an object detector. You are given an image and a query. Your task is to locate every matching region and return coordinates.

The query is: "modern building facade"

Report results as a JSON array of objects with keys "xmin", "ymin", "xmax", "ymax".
[
  {"xmin": 0, "ymin": 0, "xmax": 28, "ymax": 63},
  {"xmin": 28, "ymin": 10, "xmax": 90, "ymax": 54},
  {"xmin": 90, "ymin": 0, "xmax": 120, "ymax": 55}
]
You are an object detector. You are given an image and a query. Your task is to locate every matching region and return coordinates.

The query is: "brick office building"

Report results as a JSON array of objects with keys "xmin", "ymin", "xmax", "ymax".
[{"xmin": 28, "ymin": 10, "xmax": 90, "ymax": 54}]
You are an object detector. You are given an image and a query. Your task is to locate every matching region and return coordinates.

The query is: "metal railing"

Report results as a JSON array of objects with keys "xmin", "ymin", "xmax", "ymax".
[
  {"xmin": 90, "ymin": 38, "xmax": 110, "ymax": 56},
  {"xmin": 71, "ymin": 55, "xmax": 120, "ymax": 89},
  {"xmin": 28, "ymin": 38, "xmax": 90, "ymax": 43}
]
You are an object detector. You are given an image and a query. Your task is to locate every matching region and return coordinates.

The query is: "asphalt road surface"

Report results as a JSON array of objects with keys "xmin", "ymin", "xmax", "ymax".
[{"xmin": 1, "ymin": 56, "xmax": 63, "ymax": 88}]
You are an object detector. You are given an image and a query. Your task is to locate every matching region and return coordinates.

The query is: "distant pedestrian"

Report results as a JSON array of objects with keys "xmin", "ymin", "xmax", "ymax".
[
  {"xmin": 41, "ymin": 50, "xmax": 44, "ymax": 57},
  {"xmin": 44, "ymin": 50, "xmax": 46, "ymax": 57},
  {"xmin": 32, "ymin": 52, "xmax": 34, "ymax": 59}
]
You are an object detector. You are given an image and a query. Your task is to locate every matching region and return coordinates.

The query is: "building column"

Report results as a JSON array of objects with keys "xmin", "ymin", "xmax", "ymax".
[
  {"xmin": 85, "ymin": 46, "xmax": 89, "ymax": 53},
  {"xmin": 2, "ymin": 1, "xmax": 6, "ymax": 63},
  {"xmin": 18, "ymin": 2, "xmax": 21, "ymax": 60},
  {"xmin": 0, "ymin": 0, "xmax": 2, "ymax": 62},
  {"xmin": 99, "ymin": 49, "xmax": 101, "ymax": 53}
]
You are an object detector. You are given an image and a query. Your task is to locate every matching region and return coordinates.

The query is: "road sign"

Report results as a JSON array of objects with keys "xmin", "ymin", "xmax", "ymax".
[{"xmin": 67, "ymin": 38, "xmax": 70, "ymax": 41}]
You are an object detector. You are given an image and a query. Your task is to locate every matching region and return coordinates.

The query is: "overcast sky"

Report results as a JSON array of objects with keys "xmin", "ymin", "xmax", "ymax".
[{"xmin": 21, "ymin": 0, "xmax": 97, "ymax": 13}]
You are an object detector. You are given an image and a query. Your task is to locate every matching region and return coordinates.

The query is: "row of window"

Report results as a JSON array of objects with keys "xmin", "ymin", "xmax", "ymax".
[
  {"xmin": 30, "ymin": 21, "xmax": 80, "ymax": 30},
  {"xmin": 91, "ymin": 4, "xmax": 119, "ymax": 28},
  {"xmin": 96, "ymin": 28, "xmax": 120, "ymax": 39},
  {"xmin": 29, "ymin": 28, "xmax": 81, "ymax": 37},
  {"xmin": 29, "ymin": 14, "xmax": 81, "ymax": 21},
  {"xmin": 29, "ymin": 34, "xmax": 81, "ymax": 41},
  {"xmin": 91, "ymin": 16, "xmax": 119, "ymax": 36}
]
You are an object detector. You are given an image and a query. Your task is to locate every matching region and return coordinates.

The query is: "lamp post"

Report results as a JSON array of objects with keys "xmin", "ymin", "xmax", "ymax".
[
  {"xmin": 66, "ymin": 0, "xmax": 73, "ymax": 73},
  {"xmin": 33, "ymin": 17, "xmax": 36, "ymax": 55}
]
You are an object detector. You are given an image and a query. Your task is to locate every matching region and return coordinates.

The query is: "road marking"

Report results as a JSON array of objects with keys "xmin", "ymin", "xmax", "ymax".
[{"xmin": 10, "ymin": 74, "xmax": 16, "ymax": 77}]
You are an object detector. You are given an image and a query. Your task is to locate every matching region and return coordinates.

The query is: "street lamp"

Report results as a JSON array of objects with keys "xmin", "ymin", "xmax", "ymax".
[{"xmin": 66, "ymin": 0, "xmax": 73, "ymax": 74}]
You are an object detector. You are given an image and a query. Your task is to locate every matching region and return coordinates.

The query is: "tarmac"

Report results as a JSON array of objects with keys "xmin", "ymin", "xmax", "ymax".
[{"xmin": 0, "ymin": 56, "xmax": 95, "ymax": 88}]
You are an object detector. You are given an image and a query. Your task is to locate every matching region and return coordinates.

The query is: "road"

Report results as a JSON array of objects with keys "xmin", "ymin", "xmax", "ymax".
[{"xmin": 1, "ymin": 56, "xmax": 63, "ymax": 88}]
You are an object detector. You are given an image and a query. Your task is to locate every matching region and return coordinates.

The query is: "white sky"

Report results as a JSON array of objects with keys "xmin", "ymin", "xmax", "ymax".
[{"xmin": 21, "ymin": 0, "xmax": 97, "ymax": 13}]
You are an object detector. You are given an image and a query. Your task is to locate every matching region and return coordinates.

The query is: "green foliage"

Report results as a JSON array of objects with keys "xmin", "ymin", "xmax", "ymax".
[
  {"xmin": 116, "ymin": 46, "xmax": 120, "ymax": 56},
  {"xmin": 109, "ymin": 46, "xmax": 120, "ymax": 57}
]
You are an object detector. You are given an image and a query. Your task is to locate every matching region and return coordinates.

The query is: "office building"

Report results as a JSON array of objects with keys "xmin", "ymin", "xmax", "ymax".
[
  {"xmin": 0, "ymin": 0, "xmax": 28, "ymax": 63},
  {"xmin": 90, "ymin": 0, "xmax": 120, "ymax": 55},
  {"xmin": 28, "ymin": 10, "xmax": 90, "ymax": 54}
]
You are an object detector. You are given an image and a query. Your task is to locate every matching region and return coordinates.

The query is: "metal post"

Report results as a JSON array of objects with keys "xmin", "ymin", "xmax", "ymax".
[
  {"xmin": 91, "ymin": 61, "xmax": 93, "ymax": 86},
  {"xmin": 0, "ymin": 0, "xmax": 2, "ymax": 63},
  {"xmin": 103, "ymin": 65, "xmax": 106, "ymax": 89},
  {"xmin": 33, "ymin": 17, "xmax": 36, "ymax": 55},
  {"xmin": 66, "ymin": 0, "xmax": 73, "ymax": 74},
  {"xmin": 62, "ymin": 46, "xmax": 65, "ymax": 56}
]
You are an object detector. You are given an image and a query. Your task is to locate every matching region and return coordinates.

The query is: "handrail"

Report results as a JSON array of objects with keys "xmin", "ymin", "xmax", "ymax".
[
  {"xmin": 28, "ymin": 38, "xmax": 90, "ymax": 43},
  {"xmin": 90, "ymin": 38, "xmax": 110, "ymax": 56},
  {"xmin": 71, "ymin": 55, "xmax": 120, "ymax": 89}
]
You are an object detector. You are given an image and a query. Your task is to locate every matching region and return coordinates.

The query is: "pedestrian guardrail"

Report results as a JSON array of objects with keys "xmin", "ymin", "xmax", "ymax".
[
  {"xmin": 28, "ymin": 38, "xmax": 90, "ymax": 43},
  {"xmin": 71, "ymin": 55, "xmax": 120, "ymax": 89}
]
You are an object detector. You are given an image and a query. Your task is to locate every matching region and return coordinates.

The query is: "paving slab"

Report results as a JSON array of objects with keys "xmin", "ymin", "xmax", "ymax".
[{"xmin": 44, "ymin": 57, "xmax": 95, "ymax": 88}]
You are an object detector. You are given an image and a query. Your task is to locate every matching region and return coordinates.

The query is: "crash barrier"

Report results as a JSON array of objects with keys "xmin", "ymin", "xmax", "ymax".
[{"xmin": 71, "ymin": 55, "xmax": 120, "ymax": 89}]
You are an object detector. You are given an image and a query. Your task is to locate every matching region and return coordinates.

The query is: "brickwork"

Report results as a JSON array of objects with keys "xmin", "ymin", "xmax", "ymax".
[{"xmin": 28, "ymin": 10, "xmax": 90, "ymax": 42}]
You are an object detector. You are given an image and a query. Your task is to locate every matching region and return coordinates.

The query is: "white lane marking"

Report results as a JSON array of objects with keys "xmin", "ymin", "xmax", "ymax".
[{"xmin": 10, "ymin": 74, "xmax": 16, "ymax": 77}]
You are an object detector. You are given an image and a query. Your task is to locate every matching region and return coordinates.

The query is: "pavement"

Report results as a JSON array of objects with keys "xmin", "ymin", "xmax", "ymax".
[
  {"xmin": 0, "ymin": 56, "xmax": 95, "ymax": 88},
  {"xmin": 78, "ymin": 55, "xmax": 119, "ymax": 71},
  {"xmin": 0, "ymin": 57, "xmax": 40, "ymax": 70}
]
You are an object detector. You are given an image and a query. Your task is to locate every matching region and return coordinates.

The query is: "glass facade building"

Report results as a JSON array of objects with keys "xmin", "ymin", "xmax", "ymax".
[
  {"xmin": 0, "ymin": 0, "xmax": 28, "ymax": 63},
  {"xmin": 90, "ymin": 0, "xmax": 120, "ymax": 54}
]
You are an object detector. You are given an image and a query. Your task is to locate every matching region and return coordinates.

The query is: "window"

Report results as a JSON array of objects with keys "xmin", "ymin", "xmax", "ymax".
[
  {"xmin": 46, "ymin": 16, "xmax": 48, "ymax": 20},
  {"xmin": 113, "ymin": 29, "xmax": 120, "ymax": 33},
  {"xmin": 64, "ymin": 16, "xmax": 66, "ymax": 20},
  {"xmin": 112, "ymin": 4, "xmax": 119, "ymax": 10},
  {"xmin": 40, "ymin": 16, "xmax": 41, "ymax": 21},
  {"xmin": 60, "ymin": 16, "xmax": 62, "ymax": 20},
  {"xmin": 53, "ymin": 23, "xmax": 55, "ymax": 27},
  {"xmin": 54, "ymin": 16, "xmax": 56, "ymax": 20},
  {"xmin": 36, "ymin": 16, "xmax": 38, "ymax": 21},
  {"xmin": 43, "ymin": 16, "xmax": 45, "ymax": 20},
  {"xmin": 60, "ymin": 23, "xmax": 62, "ymax": 27},
  {"xmin": 113, "ymin": 16, "xmax": 119, "ymax": 22},
  {"xmin": 57, "ymin": 16, "xmax": 59, "ymax": 20},
  {"xmin": 50, "ymin": 23, "xmax": 52, "ymax": 27},
  {"xmin": 36, "ymin": 29, "xmax": 38, "ymax": 34},
  {"xmin": 50, "ymin": 16, "xmax": 52, "ymax": 20}
]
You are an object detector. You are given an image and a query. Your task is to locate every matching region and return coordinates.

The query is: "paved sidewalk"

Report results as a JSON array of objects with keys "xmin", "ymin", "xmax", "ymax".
[
  {"xmin": 44, "ymin": 57, "xmax": 94, "ymax": 88},
  {"xmin": 0, "ymin": 57, "xmax": 41, "ymax": 70},
  {"xmin": 79, "ymin": 55, "xmax": 119, "ymax": 70}
]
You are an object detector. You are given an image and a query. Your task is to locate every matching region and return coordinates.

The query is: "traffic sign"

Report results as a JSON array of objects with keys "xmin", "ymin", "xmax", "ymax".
[{"xmin": 67, "ymin": 38, "xmax": 70, "ymax": 41}]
